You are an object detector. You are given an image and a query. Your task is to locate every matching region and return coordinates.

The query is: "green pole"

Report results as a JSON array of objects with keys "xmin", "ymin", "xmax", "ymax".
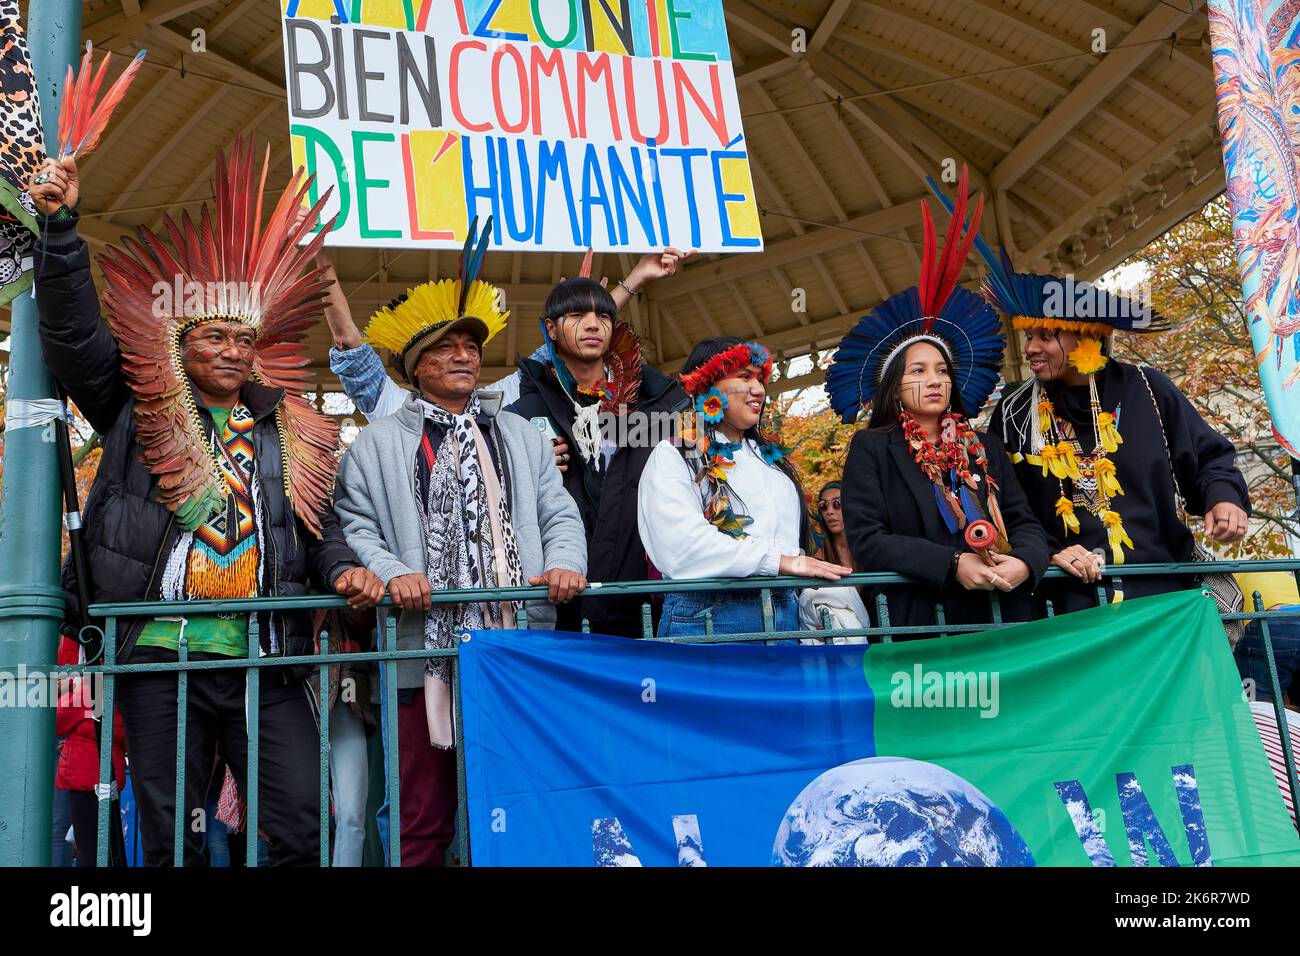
[{"xmin": 0, "ymin": 0, "xmax": 82, "ymax": 867}]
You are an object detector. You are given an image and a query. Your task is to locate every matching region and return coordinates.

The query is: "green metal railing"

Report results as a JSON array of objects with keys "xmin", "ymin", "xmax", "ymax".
[{"xmin": 52, "ymin": 558, "xmax": 1300, "ymax": 866}]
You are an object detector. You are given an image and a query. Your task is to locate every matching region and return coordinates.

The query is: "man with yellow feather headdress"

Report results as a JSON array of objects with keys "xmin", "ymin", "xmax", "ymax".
[{"xmin": 333, "ymin": 216, "xmax": 587, "ymax": 866}]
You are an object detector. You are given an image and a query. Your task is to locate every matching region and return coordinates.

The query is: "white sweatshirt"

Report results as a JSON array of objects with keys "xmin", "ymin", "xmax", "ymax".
[{"xmin": 637, "ymin": 438, "xmax": 802, "ymax": 580}]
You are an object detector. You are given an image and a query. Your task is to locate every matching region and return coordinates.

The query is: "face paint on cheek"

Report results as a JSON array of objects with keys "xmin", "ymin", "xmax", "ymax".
[{"xmin": 181, "ymin": 342, "xmax": 226, "ymax": 362}]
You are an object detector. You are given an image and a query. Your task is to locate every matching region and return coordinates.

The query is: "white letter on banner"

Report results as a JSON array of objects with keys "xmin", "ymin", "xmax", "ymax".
[
  {"xmin": 592, "ymin": 818, "xmax": 644, "ymax": 866},
  {"xmin": 672, "ymin": 815, "xmax": 708, "ymax": 866}
]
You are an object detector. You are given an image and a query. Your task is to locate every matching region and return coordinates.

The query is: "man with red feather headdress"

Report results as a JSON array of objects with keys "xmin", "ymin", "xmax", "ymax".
[{"xmin": 28, "ymin": 145, "xmax": 384, "ymax": 867}]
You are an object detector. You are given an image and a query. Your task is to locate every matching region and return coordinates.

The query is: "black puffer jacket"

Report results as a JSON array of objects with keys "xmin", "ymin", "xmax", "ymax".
[
  {"xmin": 35, "ymin": 214, "xmax": 358, "ymax": 665},
  {"xmin": 508, "ymin": 357, "xmax": 685, "ymax": 637}
]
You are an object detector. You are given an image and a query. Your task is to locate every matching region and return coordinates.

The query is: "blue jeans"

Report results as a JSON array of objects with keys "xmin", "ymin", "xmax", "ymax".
[
  {"xmin": 658, "ymin": 588, "xmax": 798, "ymax": 642},
  {"xmin": 330, "ymin": 702, "xmax": 369, "ymax": 867},
  {"xmin": 1235, "ymin": 611, "xmax": 1300, "ymax": 704}
]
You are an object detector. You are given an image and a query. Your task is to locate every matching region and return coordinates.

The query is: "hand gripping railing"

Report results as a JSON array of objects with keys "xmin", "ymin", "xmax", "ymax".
[{"xmin": 61, "ymin": 558, "xmax": 1300, "ymax": 866}]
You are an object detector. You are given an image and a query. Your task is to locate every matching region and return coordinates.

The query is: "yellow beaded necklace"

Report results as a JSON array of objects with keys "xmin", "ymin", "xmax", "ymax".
[{"xmin": 1036, "ymin": 380, "xmax": 1133, "ymax": 563}]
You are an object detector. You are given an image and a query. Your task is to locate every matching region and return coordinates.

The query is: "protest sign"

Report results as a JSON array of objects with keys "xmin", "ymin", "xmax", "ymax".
[{"xmin": 280, "ymin": 0, "xmax": 762, "ymax": 252}]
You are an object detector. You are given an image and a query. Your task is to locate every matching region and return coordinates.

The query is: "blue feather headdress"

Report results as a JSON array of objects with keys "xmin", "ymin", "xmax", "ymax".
[
  {"xmin": 827, "ymin": 286, "xmax": 1004, "ymax": 423},
  {"xmin": 826, "ymin": 168, "xmax": 1004, "ymax": 423},
  {"xmin": 924, "ymin": 177, "xmax": 1167, "ymax": 336}
]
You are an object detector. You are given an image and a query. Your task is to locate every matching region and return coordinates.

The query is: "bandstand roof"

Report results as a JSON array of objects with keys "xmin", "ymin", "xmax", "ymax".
[{"xmin": 5, "ymin": 0, "xmax": 1223, "ymax": 402}]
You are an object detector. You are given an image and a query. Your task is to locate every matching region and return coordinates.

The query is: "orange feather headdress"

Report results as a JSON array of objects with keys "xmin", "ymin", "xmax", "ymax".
[{"xmin": 96, "ymin": 138, "xmax": 340, "ymax": 538}]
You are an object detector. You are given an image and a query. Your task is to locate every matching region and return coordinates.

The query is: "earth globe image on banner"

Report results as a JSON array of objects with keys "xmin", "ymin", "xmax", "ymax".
[{"xmin": 772, "ymin": 756, "xmax": 1036, "ymax": 866}]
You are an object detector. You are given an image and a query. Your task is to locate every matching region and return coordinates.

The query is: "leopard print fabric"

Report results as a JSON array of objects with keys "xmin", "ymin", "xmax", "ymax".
[{"xmin": 0, "ymin": 0, "xmax": 43, "ymax": 305}]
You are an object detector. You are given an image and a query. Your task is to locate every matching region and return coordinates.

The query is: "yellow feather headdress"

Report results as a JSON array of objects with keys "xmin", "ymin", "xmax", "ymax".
[{"xmin": 364, "ymin": 216, "xmax": 509, "ymax": 383}]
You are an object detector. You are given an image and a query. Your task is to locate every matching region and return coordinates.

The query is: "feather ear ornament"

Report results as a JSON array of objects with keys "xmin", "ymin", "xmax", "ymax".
[{"xmin": 57, "ymin": 41, "xmax": 146, "ymax": 160}]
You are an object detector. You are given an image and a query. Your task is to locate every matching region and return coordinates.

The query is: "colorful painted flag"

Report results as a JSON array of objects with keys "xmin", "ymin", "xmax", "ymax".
[
  {"xmin": 459, "ymin": 590, "xmax": 1300, "ymax": 866},
  {"xmin": 0, "ymin": 0, "xmax": 42, "ymax": 306},
  {"xmin": 1209, "ymin": 1, "xmax": 1300, "ymax": 456}
]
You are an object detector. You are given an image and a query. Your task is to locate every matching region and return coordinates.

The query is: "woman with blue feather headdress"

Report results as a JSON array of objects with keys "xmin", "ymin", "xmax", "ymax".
[{"xmin": 828, "ymin": 168, "xmax": 1050, "ymax": 637}]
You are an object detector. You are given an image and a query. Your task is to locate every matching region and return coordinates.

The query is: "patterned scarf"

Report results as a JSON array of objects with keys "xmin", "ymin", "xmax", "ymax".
[
  {"xmin": 415, "ymin": 394, "xmax": 523, "ymax": 685},
  {"xmin": 159, "ymin": 402, "xmax": 270, "ymax": 645}
]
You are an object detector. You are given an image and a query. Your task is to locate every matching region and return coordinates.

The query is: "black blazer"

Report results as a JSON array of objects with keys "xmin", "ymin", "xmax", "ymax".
[{"xmin": 841, "ymin": 424, "xmax": 1051, "ymax": 635}]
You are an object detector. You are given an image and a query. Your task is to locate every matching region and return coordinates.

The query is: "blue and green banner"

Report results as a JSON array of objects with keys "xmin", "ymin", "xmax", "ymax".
[{"xmin": 459, "ymin": 590, "xmax": 1300, "ymax": 866}]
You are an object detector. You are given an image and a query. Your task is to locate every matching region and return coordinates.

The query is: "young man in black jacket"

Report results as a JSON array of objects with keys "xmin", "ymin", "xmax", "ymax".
[
  {"xmin": 509, "ymin": 253, "xmax": 689, "ymax": 637},
  {"xmin": 28, "ymin": 152, "xmax": 383, "ymax": 866}
]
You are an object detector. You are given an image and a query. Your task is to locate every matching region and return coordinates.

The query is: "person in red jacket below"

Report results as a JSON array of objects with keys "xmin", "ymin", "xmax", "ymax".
[{"xmin": 55, "ymin": 634, "xmax": 126, "ymax": 867}]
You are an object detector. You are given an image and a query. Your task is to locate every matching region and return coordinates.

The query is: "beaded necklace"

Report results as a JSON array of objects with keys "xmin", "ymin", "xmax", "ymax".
[
  {"xmin": 1035, "ymin": 380, "xmax": 1131, "ymax": 562},
  {"xmin": 898, "ymin": 411, "xmax": 1007, "ymax": 548}
]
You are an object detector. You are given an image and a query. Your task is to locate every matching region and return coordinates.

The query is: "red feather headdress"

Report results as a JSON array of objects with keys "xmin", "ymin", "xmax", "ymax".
[
  {"xmin": 96, "ymin": 138, "xmax": 341, "ymax": 538},
  {"xmin": 917, "ymin": 165, "xmax": 983, "ymax": 326},
  {"xmin": 58, "ymin": 41, "xmax": 145, "ymax": 160},
  {"xmin": 679, "ymin": 342, "xmax": 773, "ymax": 398}
]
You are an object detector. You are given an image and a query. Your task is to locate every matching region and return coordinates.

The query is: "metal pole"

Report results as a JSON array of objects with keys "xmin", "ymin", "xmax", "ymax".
[{"xmin": 0, "ymin": 0, "xmax": 82, "ymax": 867}]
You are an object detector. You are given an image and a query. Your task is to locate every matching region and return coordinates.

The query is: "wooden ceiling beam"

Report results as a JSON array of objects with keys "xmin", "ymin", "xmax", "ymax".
[
  {"xmin": 810, "ymin": 0, "xmax": 854, "ymax": 53},
  {"xmin": 990, "ymin": 0, "xmax": 1204, "ymax": 190},
  {"xmin": 807, "ymin": 54, "xmax": 991, "ymax": 193},
  {"xmin": 853, "ymin": 0, "xmax": 1157, "ymax": 155},
  {"xmin": 1034, "ymin": 142, "xmax": 1225, "ymax": 277},
  {"xmin": 143, "ymin": 21, "xmax": 285, "ymax": 99},
  {"xmin": 747, "ymin": 86, "xmax": 847, "ymax": 222},
  {"xmin": 816, "ymin": 94, "xmax": 918, "ymax": 275},
  {"xmin": 657, "ymin": 304, "xmax": 693, "ymax": 359},
  {"xmin": 665, "ymin": 198, "xmax": 922, "ymax": 299},
  {"xmin": 744, "ymin": 151, "xmax": 804, "ymax": 246},
  {"xmin": 199, "ymin": 0, "xmax": 261, "ymax": 43},
  {"xmin": 100, "ymin": 82, "xmax": 232, "ymax": 220},
  {"xmin": 833, "ymin": 22, "xmax": 1040, "ymax": 126},
  {"xmin": 1022, "ymin": 101, "xmax": 1218, "ymax": 263},
  {"xmin": 85, "ymin": 0, "xmax": 215, "ymax": 45},
  {"xmin": 688, "ymin": 292, "xmax": 724, "ymax": 338},
  {"xmin": 734, "ymin": 50, "xmax": 800, "ymax": 88},
  {"xmin": 1020, "ymin": 0, "xmax": 1210, "ymax": 85},
  {"xmin": 727, "ymin": 283, "xmax": 768, "ymax": 340},
  {"xmin": 1077, "ymin": 163, "xmax": 1224, "ymax": 280},
  {"xmin": 831, "ymin": 21, "xmax": 1124, "ymax": 176},
  {"xmin": 150, "ymin": 98, "xmax": 283, "ymax": 224},
  {"xmin": 724, "ymin": 0, "xmax": 806, "ymax": 54},
  {"xmin": 942, "ymin": 0, "xmax": 1200, "ymax": 119}
]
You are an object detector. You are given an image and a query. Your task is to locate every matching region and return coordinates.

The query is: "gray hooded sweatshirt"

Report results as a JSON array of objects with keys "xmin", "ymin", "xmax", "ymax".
[{"xmin": 334, "ymin": 390, "xmax": 587, "ymax": 688}]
